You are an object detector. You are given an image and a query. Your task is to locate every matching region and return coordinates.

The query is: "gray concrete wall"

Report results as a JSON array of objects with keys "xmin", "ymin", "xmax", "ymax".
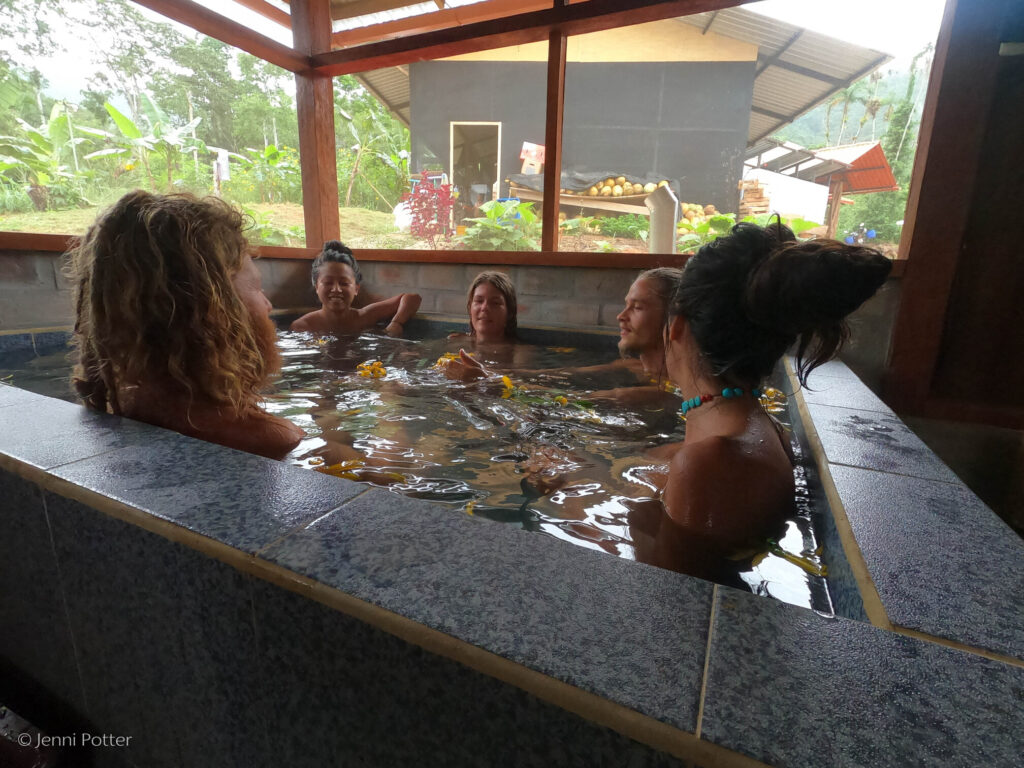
[
  {"xmin": 258, "ymin": 257, "xmax": 637, "ymax": 332},
  {"xmin": 0, "ymin": 250, "xmax": 74, "ymax": 330},
  {"xmin": 1, "ymin": 248, "xmax": 902, "ymax": 366}
]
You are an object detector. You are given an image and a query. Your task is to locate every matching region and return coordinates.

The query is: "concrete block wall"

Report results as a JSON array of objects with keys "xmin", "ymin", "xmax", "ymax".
[
  {"xmin": 0, "ymin": 250, "xmax": 74, "ymax": 330},
  {"xmin": 259, "ymin": 258, "xmax": 637, "ymax": 332},
  {"xmin": 2, "ymin": 249, "xmax": 900, "ymax": 366}
]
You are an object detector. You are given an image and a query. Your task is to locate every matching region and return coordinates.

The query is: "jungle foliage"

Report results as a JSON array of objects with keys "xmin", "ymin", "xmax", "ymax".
[{"xmin": 0, "ymin": 0, "xmax": 410, "ymax": 232}]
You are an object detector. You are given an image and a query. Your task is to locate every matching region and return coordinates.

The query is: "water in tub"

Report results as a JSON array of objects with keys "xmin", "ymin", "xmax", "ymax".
[{"xmin": 1, "ymin": 331, "xmax": 831, "ymax": 612}]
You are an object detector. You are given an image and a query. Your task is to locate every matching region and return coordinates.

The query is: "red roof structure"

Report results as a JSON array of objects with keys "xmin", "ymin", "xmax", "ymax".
[{"xmin": 811, "ymin": 142, "xmax": 899, "ymax": 194}]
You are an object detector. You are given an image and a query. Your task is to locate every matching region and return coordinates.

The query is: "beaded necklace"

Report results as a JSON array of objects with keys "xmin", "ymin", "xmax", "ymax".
[{"xmin": 679, "ymin": 387, "xmax": 763, "ymax": 418}]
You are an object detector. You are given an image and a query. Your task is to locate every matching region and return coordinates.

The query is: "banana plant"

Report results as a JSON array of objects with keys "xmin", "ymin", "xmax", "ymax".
[
  {"xmin": 0, "ymin": 103, "xmax": 91, "ymax": 210},
  {"xmin": 79, "ymin": 93, "xmax": 205, "ymax": 192},
  {"xmin": 236, "ymin": 144, "xmax": 300, "ymax": 203}
]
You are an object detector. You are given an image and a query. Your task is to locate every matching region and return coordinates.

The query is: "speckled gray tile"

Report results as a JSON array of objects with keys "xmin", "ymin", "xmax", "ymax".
[
  {"xmin": 701, "ymin": 589, "xmax": 1024, "ymax": 768},
  {"xmin": 0, "ymin": 396, "xmax": 185, "ymax": 469},
  {"xmin": 0, "ymin": 472, "xmax": 84, "ymax": 712},
  {"xmin": 45, "ymin": 492, "xmax": 184, "ymax": 767},
  {"xmin": 250, "ymin": 577, "xmax": 687, "ymax": 768},
  {"xmin": 797, "ymin": 358, "xmax": 859, "ymax": 380},
  {"xmin": 51, "ymin": 429, "xmax": 364, "ymax": 553},
  {"xmin": 805, "ymin": 402, "xmax": 961, "ymax": 483},
  {"xmin": 0, "ymin": 332, "xmax": 34, "ymax": 354},
  {"xmin": 45, "ymin": 490, "xmax": 267, "ymax": 767},
  {"xmin": 800, "ymin": 375, "xmax": 893, "ymax": 414},
  {"xmin": 830, "ymin": 464, "xmax": 1024, "ymax": 659},
  {"xmin": 0, "ymin": 382, "xmax": 48, "ymax": 408},
  {"xmin": 261, "ymin": 487, "xmax": 713, "ymax": 731}
]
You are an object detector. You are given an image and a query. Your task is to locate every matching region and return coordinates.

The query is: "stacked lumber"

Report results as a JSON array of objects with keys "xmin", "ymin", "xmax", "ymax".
[{"xmin": 738, "ymin": 179, "xmax": 770, "ymax": 218}]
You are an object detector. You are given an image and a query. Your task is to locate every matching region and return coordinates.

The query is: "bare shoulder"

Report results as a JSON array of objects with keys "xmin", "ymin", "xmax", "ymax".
[
  {"xmin": 290, "ymin": 311, "xmax": 320, "ymax": 331},
  {"xmin": 662, "ymin": 436, "xmax": 746, "ymax": 530}
]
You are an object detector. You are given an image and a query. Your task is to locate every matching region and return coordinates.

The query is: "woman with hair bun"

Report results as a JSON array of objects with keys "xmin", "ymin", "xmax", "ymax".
[
  {"xmin": 291, "ymin": 240, "xmax": 421, "ymax": 335},
  {"xmin": 633, "ymin": 221, "xmax": 891, "ymax": 577}
]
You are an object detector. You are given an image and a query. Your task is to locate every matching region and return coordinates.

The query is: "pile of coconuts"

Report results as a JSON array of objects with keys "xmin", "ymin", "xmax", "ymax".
[{"xmin": 557, "ymin": 177, "xmax": 671, "ymax": 198}]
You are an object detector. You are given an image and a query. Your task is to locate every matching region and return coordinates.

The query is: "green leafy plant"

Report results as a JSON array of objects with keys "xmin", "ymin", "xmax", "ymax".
[
  {"xmin": 457, "ymin": 199, "xmax": 540, "ymax": 251},
  {"xmin": 0, "ymin": 103, "xmax": 92, "ymax": 210},
  {"xmin": 79, "ymin": 95, "xmax": 205, "ymax": 192},
  {"xmin": 677, "ymin": 212, "xmax": 736, "ymax": 252},
  {"xmin": 739, "ymin": 213, "xmax": 819, "ymax": 236},
  {"xmin": 597, "ymin": 213, "xmax": 649, "ymax": 241},
  {"xmin": 223, "ymin": 144, "xmax": 301, "ymax": 204},
  {"xmin": 559, "ymin": 215, "xmax": 595, "ymax": 250},
  {"xmin": 240, "ymin": 206, "xmax": 304, "ymax": 246}
]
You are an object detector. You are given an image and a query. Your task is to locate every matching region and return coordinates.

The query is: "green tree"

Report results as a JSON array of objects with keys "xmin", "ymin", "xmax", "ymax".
[{"xmin": 838, "ymin": 44, "xmax": 934, "ymax": 243}]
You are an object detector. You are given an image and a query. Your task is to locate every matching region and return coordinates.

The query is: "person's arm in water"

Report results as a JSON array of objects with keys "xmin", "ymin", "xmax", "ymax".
[
  {"xmin": 225, "ymin": 410, "xmax": 305, "ymax": 460},
  {"xmin": 358, "ymin": 292, "xmax": 422, "ymax": 336}
]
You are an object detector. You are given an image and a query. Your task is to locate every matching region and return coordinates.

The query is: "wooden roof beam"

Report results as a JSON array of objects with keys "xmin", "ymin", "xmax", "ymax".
[
  {"xmin": 131, "ymin": 0, "xmax": 307, "ymax": 71},
  {"xmin": 331, "ymin": 0, "xmax": 550, "ymax": 49},
  {"xmin": 233, "ymin": 0, "xmax": 291, "ymax": 28},
  {"xmin": 330, "ymin": 0, "xmax": 429, "ymax": 23},
  {"xmin": 314, "ymin": 0, "xmax": 755, "ymax": 77}
]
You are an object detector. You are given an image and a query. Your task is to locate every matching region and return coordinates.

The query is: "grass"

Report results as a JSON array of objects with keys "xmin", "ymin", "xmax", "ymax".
[
  {"xmin": 0, "ymin": 201, "xmax": 649, "ymax": 252},
  {"xmin": 0, "ymin": 202, "xmax": 424, "ymax": 249}
]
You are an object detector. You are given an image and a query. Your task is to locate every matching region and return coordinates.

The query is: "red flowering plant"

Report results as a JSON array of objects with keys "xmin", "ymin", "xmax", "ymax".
[{"xmin": 401, "ymin": 183, "xmax": 455, "ymax": 249}]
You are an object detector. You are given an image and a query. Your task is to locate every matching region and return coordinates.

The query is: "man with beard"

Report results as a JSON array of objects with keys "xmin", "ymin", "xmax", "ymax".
[{"xmin": 70, "ymin": 191, "xmax": 303, "ymax": 460}]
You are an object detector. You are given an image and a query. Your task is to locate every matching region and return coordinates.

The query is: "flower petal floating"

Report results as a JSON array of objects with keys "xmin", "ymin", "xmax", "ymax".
[{"xmin": 356, "ymin": 360, "xmax": 387, "ymax": 378}]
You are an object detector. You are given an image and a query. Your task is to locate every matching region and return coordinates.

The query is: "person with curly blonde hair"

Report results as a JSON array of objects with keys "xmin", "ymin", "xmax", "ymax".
[{"xmin": 69, "ymin": 190, "xmax": 304, "ymax": 459}]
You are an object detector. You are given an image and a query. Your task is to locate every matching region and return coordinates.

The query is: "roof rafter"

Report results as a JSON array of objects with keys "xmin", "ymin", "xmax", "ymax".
[{"xmin": 312, "ymin": 0, "xmax": 753, "ymax": 76}]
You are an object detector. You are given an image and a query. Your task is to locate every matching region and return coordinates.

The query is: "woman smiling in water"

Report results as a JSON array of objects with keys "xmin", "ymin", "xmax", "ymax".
[{"xmin": 291, "ymin": 241, "xmax": 421, "ymax": 336}]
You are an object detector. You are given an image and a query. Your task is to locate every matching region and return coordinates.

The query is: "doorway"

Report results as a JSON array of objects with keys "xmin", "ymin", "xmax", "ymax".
[{"xmin": 450, "ymin": 122, "xmax": 501, "ymax": 223}]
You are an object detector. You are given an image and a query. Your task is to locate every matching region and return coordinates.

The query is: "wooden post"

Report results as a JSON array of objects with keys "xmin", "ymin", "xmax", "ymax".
[
  {"xmin": 884, "ymin": 0, "xmax": 1005, "ymax": 412},
  {"xmin": 292, "ymin": 0, "xmax": 340, "ymax": 248},
  {"xmin": 541, "ymin": 30, "xmax": 566, "ymax": 253},
  {"xmin": 825, "ymin": 177, "xmax": 844, "ymax": 239}
]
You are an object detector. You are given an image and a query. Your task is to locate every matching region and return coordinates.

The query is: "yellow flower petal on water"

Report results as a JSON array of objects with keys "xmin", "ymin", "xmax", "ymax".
[
  {"xmin": 501, "ymin": 376, "xmax": 513, "ymax": 389},
  {"xmin": 554, "ymin": 395, "xmax": 568, "ymax": 406},
  {"xmin": 464, "ymin": 500, "xmax": 476, "ymax": 516}
]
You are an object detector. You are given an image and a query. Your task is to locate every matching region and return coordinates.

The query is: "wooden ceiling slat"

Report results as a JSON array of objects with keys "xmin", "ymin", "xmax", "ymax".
[
  {"xmin": 313, "ymin": 0, "xmax": 754, "ymax": 77},
  {"xmin": 331, "ymin": 0, "xmax": 551, "ymax": 49},
  {"xmin": 233, "ymin": 0, "xmax": 291, "ymax": 28},
  {"xmin": 131, "ymin": 0, "xmax": 307, "ymax": 71}
]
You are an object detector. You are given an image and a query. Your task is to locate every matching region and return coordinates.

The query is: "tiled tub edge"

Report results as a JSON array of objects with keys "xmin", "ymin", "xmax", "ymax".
[{"xmin": 1, "ymin": 363, "xmax": 1023, "ymax": 766}]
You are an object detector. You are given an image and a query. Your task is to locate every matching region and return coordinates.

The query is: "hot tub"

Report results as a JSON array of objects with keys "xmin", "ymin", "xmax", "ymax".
[{"xmin": 0, "ymin": 318, "xmax": 1021, "ymax": 767}]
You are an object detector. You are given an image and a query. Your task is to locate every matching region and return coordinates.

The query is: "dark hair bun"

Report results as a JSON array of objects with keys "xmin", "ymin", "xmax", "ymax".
[
  {"xmin": 744, "ymin": 239, "xmax": 891, "ymax": 382},
  {"xmin": 745, "ymin": 241, "xmax": 892, "ymax": 335},
  {"xmin": 670, "ymin": 223, "xmax": 891, "ymax": 387},
  {"xmin": 322, "ymin": 240, "xmax": 352, "ymax": 257},
  {"xmin": 311, "ymin": 240, "xmax": 361, "ymax": 287}
]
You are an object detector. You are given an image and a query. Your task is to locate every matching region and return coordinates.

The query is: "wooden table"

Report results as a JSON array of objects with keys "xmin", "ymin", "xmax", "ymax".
[{"xmin": 508, "ymin": 183, "xmax": 650, "ymax": 216}]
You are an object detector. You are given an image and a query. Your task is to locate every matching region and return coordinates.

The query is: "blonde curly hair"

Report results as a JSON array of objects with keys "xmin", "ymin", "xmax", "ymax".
[{"xmin": 70, "ymin": 190, "xmax": 269, "ymax": 417}]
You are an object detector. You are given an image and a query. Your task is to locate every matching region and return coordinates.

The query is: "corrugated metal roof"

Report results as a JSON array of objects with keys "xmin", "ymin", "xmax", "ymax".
[
  {"xmin": 745, "ymin": 139, "xmax": 898, "ymax": 194},
  {"xmin": 679, "ymin": 7, "xmax": 892, "ymax": 145},
  {"xmin": 353, "ymin": 4, "xmax": 892, "ymax": 146},
  {"xmin": 812, "ymin": 142, "xmax": 898, "ymax": 194}
]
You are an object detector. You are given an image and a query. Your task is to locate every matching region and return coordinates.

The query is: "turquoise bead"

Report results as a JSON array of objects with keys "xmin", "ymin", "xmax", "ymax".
[{"xmin": 721, "ymin": 388, "xmax": 732, "ymax": 398}]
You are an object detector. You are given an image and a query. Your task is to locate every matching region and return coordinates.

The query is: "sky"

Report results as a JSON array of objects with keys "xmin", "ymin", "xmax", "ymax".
[{"xmin": 20, "ymin": 0, "xmax": 947, "ymax": 103}]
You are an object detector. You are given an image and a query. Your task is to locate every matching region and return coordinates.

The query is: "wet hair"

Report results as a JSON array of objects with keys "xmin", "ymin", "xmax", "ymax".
[
  {"xmin": 669, "ymin": 221, "xmax": 891, "ymax": 387},
  {"xmin": 69, "ymin": 190, "xmax": 270, "ymax": 417},
  {"xmin": 635, "ymin": 267, "xmax": 680, "ymax": 314},
  {"xmin": 466, "ymin": 271, "xmax": 518, "ymax": 338},
  {"xmin": 311, "ymin": 240, "xmax": 361, "ymax": 289}
]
